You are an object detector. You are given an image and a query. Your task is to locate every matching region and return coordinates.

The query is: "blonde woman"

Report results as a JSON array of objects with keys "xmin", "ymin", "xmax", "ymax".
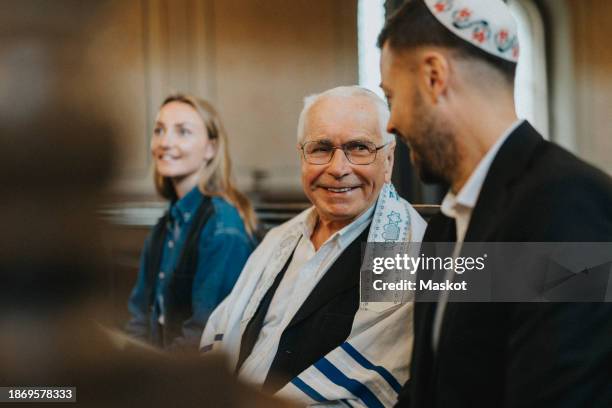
[{"xmin": 126, "ymin": 94, "xmax": 257, "ymax": 350}]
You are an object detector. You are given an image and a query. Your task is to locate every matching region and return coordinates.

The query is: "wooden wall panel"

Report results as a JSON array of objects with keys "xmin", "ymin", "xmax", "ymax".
[
  {"xmin": 212, "ymin": 0, "xmax": 358, "ymax": 191},
  {"xmin": 567, "ymin": 0, "xmax": 612, "ymax": 175},
  {"xmin": 2, "ymin": 0, "xmax": 359, "ymax": 195},
  {"xmin": 86, "ymin": 0, "xmax": 150, "ymax": 180},
  {"xmin": 94, "ymin": 0, "xmax": 358, "ymax": 195}
]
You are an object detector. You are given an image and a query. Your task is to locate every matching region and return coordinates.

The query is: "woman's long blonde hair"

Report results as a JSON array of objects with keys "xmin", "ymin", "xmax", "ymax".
[{"xmin": 153, "ymin": 94, "xmax": 257, "ymax": 235}]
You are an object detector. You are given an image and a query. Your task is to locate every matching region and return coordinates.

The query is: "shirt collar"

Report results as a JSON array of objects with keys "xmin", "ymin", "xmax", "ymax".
[
  {"xmin": 170, "ymin": 186, "xmax": 203, "ymax": 224},
  {"xmin": 302, "ymin": 201, "xmax": 375, "ymax": 247},
  {"xmin": 441, "ymin": 119, "xmax": 524, "ymax": 218}
]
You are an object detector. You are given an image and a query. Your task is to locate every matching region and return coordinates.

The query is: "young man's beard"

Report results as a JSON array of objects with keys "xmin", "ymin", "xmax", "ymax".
[{"xmin": 404, "ymin": 92, "xmax": 458, "ymax": 186}]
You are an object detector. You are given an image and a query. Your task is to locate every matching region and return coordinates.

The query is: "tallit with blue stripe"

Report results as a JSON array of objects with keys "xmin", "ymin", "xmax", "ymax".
[{"xmin": 201, "ymin": 183, "xmax": 426, "ymax": 407}]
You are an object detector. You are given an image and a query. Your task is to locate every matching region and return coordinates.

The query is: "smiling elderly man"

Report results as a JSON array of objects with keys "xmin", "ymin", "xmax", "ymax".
[{"xmin": 200, "ymin": 86, "xmax": 426, "ymax": 407}]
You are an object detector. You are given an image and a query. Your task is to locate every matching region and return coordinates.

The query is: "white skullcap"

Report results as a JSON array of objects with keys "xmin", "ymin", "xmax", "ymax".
[{"xmin": 424, "ymin": 0, "xmax": 519, "ymax": 63}]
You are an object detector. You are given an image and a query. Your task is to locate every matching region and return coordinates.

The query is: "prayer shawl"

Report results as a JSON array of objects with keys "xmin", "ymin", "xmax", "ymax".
[{"xmin": 200, "ymin": 183, "xmax": 426, "ymax": 407}]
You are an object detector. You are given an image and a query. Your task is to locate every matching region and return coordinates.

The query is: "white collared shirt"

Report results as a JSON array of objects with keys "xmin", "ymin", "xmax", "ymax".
[
  {"xmin": 238, "ymin": 204, "xmax": 375, "ymax": 386},
  {"xmin": 432, "ymin": 119, "xmax": 524, "ymax": 351}
]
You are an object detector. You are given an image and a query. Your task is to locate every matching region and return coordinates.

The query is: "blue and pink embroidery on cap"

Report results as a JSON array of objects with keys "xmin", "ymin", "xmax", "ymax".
[{"xmin": 426, "ymin": 0, "xmax": 519, "ymax": 62}]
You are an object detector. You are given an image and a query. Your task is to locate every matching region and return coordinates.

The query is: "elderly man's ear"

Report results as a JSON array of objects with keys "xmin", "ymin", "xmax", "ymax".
[{"xmin": 384, "ymin": 142, "xmax": 396, "ymax": 183}]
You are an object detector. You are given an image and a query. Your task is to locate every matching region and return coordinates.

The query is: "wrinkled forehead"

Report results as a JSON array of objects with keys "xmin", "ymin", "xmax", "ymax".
[{"xmin": 304, "ymin": 96, "xmax": 382, "ymax": 143}]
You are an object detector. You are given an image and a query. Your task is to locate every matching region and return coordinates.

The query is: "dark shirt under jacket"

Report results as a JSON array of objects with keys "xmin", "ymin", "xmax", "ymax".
[
  {"xmin": 238, "ymin": 226, "xmax": 370, "ymax": 394},
  {"xmin": 397, "ymin": 122, "xmax": 612, "ymax": 408},
  {"xmin": 126, "ymin": 188, "xmax": 255, "ymax": 350}
]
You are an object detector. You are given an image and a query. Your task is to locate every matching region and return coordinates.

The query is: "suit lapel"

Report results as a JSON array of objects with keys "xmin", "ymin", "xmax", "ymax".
[
  {"xmin": 285, "ymin": 226, "xmax": 369, "ymax": 330},
  {"xmin": 430, "ymin": 123, "xmax": 544, "ymax": 383},
  {"xmin": 464, "ymin": 121, "xmax": 544, "ymax": 242}
]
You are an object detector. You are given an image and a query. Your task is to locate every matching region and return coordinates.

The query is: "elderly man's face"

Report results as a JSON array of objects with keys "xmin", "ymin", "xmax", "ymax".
[{"xmin": 300, "ymin": 96, "xmax": 394, "ymax": 225}]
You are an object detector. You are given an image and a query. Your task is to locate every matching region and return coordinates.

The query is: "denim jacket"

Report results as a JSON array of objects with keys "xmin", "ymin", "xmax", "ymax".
[{"xmin": 126, "ymin": 187, "xmax": 255, "ymax": 349}]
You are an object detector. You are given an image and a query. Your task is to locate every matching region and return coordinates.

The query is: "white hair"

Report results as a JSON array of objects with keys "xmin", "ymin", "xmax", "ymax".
[{"xmin": 296, "ymin": 85, "xmax": 395, "ymax": 145}]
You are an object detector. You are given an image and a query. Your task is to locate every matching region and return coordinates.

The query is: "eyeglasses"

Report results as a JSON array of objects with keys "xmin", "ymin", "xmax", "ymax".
[{"xmin": 300, "ymin": 140, "xmax": 389, "ymax": 165}]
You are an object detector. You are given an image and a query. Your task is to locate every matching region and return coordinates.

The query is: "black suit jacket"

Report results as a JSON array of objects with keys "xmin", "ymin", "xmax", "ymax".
[{"xmin": 398, "ymin": 122, "xmax": 612, "ymax": 408}]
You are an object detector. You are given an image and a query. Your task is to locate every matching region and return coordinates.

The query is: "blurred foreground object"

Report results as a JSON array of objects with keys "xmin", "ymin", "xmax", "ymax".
[
  {"xmin": 0, "ymin": 109, "xmax": 291, "ymax": 407},
  {"xmin": 0, "ymin": 13, "xmax": 292, "ymax": 406}
]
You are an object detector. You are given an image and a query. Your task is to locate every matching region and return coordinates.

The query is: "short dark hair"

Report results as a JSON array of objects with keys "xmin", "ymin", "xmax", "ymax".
[{"xmin": 377, "ymin": 0, "xmax": 517, "ymax": 85}]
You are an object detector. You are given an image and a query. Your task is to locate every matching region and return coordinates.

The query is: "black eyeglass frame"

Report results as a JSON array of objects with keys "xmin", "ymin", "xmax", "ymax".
[{"xmin": 299, "ymin": 140, "xmax": 390, "ymax": 165}]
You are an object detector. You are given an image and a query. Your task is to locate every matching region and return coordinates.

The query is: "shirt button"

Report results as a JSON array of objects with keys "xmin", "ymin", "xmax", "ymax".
[
  {"xmin": 168, "ymin": 240, "xmax": 174, "ymax": 248},
  {"xmin": 159, "ymin": 272, "xmax": 165, "ymax": 279},
  {"xmin": 184, "ymin": 212, "xmax": 191, "ymax": 221}
]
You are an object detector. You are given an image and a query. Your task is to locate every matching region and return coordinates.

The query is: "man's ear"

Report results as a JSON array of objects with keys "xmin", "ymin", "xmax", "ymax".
[
  {"xmin": 384, "ymin": 141, "xmax": 396, "ymax": 183},
  {"xmin": 419, "ymin": 50, "xmax": 451, "ymax": 105}
]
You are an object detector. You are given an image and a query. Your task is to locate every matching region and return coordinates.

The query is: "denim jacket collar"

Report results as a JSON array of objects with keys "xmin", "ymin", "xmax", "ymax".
[{"xmin": 170, "ymin": 186, "xmax": 203, "ymax": 225}]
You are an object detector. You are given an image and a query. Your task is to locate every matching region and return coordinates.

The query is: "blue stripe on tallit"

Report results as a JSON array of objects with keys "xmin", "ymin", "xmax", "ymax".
[
  {"xmin": 314, "ymin": 358, "xmax": 384, "ymax": 408},
  {"xmin": 340, "ymin": 342, "xmax": 402, "ymax": 393},
  {"xmin": 290, "ymin": 377, "xmax": 326, "ymax": 403}
]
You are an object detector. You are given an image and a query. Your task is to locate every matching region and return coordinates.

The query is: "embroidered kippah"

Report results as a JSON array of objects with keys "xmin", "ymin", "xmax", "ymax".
[{"xmin": 423, "ymin": 0, "xmax": 519, "ymax": 63}]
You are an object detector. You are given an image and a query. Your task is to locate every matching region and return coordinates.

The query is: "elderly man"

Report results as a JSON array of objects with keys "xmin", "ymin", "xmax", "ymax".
[
  {"xmin": 378, "ymin": 1, "xmax": 612, "ymax": 407},
  {"xmin": 200, "ymin": 86, "xmax": 426, "ymax": 406}
]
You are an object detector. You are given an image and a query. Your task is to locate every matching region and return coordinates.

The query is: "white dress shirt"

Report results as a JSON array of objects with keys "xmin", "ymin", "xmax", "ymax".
[
  {"xmin": 238, "ymin": 204, "xmax": 375, "ymax": 386},
  {"xmin": 432, "ymin": 119, "xmax": 524, "ymax": 351}
]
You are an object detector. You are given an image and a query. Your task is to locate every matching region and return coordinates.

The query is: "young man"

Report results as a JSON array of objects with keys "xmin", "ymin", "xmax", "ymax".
[{"xmin": 378, "ymin": 1, "xmax": 612, "ymax": 407}]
